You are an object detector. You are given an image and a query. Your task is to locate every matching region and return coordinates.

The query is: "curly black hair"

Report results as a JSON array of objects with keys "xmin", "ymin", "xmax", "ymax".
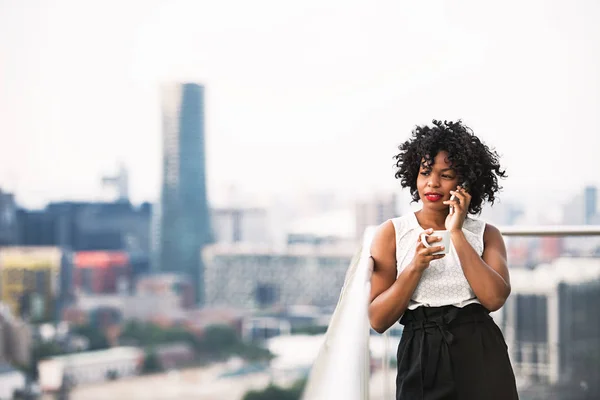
[{"xmin": 394, "ymin": 120, "xmax": 507, "ymax": 215}]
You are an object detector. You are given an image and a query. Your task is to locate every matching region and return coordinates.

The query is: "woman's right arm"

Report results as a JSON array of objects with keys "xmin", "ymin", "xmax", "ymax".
[{"xmin": 368, "ymin": 221, "xmax": 443, "ymax": 333}]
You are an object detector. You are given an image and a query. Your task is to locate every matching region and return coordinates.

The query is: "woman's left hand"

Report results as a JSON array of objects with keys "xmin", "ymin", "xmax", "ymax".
[{"xmin": 444, "ymin": 186, "xmax": 471, "ymax": 232}]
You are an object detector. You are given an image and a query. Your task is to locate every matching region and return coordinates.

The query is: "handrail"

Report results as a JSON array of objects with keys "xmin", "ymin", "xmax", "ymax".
[
  {"xmin": 301, "ymin": 227, "xmax": 376, "ymax": 400},
  {"xmin": 499, "ymin": 225, "xmax": 600, "ymax": 237}
]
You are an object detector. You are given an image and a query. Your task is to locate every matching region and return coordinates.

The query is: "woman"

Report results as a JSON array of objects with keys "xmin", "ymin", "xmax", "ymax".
[{"xmin": 369, "ymin": 120, "xmax": 518, "ymax": 399}]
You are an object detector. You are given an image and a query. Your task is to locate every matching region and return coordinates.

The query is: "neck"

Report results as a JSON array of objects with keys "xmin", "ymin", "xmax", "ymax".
[{"xmin": 416, "ymin": 207, "xmax": 449, "ymax": 230}]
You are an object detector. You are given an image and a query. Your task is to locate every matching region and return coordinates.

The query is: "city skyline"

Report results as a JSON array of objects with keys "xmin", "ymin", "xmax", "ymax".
[{"xmin": 1, "ymin": 0, "xmax": 600, "ymax": 217}]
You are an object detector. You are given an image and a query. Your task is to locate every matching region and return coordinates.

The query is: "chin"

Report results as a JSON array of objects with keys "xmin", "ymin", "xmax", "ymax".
[{"xmin": 422, "ymin": 202, "xmax": 447, "ymax": 211}]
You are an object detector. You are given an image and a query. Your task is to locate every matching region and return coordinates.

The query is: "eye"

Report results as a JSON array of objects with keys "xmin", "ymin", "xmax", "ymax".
[
  {"xmin": 420, "ymin": 171, "xmax": 430, "ymax": 176},
  {"xmin": 442, "ymin": 175, "xmax": 454, "ymax": 179}
]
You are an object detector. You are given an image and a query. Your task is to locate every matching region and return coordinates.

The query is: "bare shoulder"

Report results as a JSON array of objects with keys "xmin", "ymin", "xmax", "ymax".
[
  {"xmin": 483, "ymin": 222, "xmax": 503, "ymax": 242},
  {"xmin": 483, "ymin": 223, "xmax": 507, "ymax": 257},
  {"xmin": 370, "ymin": 220, "xmax": 396, "ymax": 262}
]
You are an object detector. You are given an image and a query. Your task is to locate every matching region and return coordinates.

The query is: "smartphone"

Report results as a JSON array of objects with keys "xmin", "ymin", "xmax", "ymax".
[{"xmin": 449, "ymin": 182, "xmax": 469, "ymax": 215}]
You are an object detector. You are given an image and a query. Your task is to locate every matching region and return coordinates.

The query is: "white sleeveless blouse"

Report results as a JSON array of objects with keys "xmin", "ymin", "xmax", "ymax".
[{"xmin": 391, "ymin": 212, "xmax": 486, "ymax": 310}]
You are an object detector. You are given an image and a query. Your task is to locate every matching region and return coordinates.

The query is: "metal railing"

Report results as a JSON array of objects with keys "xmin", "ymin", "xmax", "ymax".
[
  {"xmin": 499, "ymin": 225, "xmax": 600, "ymax": 237},
  {"xmin": 301, "ymin": 224, "xmax": 600, "ymax": 400}
]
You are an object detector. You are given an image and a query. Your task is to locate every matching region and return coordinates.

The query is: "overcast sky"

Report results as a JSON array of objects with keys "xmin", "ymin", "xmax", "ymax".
[{"xmin": 1, "ymin": 0, "xmax": 599, "ymax": 215}]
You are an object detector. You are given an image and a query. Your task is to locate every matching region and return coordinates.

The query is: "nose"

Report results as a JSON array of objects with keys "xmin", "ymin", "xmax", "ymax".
[{"xmin": 427, "ymin": 175, "xmax": 441, "ymax": 188}]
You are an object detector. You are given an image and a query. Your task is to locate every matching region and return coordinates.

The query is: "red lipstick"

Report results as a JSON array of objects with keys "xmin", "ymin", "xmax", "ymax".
[{"xmin": 424, "ymin": 193, "xmax": 443, "ymax": 202}]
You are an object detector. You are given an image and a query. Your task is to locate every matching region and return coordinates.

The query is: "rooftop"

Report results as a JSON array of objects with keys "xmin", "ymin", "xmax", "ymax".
[{"xmin": 41, "ymin": 346, "xmax": 143, "ymax": 366}]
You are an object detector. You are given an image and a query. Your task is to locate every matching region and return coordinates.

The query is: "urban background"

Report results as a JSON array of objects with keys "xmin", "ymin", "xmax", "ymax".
[{"xmin": 1, "ymin": 1, "xmax": 599, "ymax": 399}]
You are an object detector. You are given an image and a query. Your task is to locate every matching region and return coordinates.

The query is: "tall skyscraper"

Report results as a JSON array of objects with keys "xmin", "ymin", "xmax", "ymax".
[{"xmin": 158, "ymin": 83, "xmax": 211, "ymax": 304}]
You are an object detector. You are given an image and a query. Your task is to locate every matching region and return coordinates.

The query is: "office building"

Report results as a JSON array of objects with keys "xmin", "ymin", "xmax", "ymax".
[
  {"xmin": 562, "ymin": 186, "xmax": 600, "ymax": 256},
  {"xmin": 157, "ymin": 83, "xmax": 211, "ymax": 304},
  {"xmin": 16, "ymin": 201, "xmax": 151, "ymax": 253},
  {"xmin": 501, "ymin": 257, "xmax": 600, "ymax": 394},
  {"xmin": 203, "ymin": 243, "xmax": 355, "ymax": 310},
  {"xmin": 73, "ymin": 251, "xmax": 131, "ymax": 294},
  {"xmin": 584, "ymin": 186, "xmax": 598, "ymax": 225},
  {"xmin": 38, "ymin": 347, "xmax": 144, "ymax": 392},
  {"xmin": 16, "ymin": 201, "xmax": 151, "ymax": 286},
  {"xmin": 0, "ymin": 246, "xmax": 72, "ymax": 322}
]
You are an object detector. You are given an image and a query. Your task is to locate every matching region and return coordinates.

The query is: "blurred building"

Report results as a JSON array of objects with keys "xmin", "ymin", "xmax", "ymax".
[
  {"xmin": 536, "ymin": 237, "xmax": 564, "ymax": 264},
  {"xmin": 156, "ymin": 82, "xmax": 211, "ymax": 305},
  {"xmin": 506, "ymin": 241, "xmax": 527, "ymax": 268},
  {"xmin": 212, "ymin": 207, "xmax": 269, "ymax": 245},
  {"xmin": 0, "ymin": 246, "xmax": 72, "ymax": 322},
  {"xmin": 203, "ymin": 243, "xmax": 355, "ymax": 310},
  {"xmin": 241, "ymin": 316, "xmax": 292, "ymax": 342},
  {"xmin": 0, "ymin": 303, "xmax": 32, "ymax": 366},
  {"xmin": 181, "ymin": 307, "xmax": 244, "ymax": 336},
  {"xmin": 562, "ymin": 186, "xmax": 600, "ymax": 256},
  {"xmin": 562, "ymin": 185, "xmax": 599, "ymax": 226},
  {"xmin": 135, "ymin": 273, "xmax": 194, "ymax": 309},
  {"xmin": 584, "ymin": 186, "xmax": 597, "ymax": 225},
  {"xmin": 17, "ymin": 201, "xmax": 151, "ymax": 253},
  {"xmin": 0, "ymin": 363, "xmax": 26, "ymax": 400},
  {"xmin": 73, "ymin": 251, "xmax": 130, "ymax": 294},
  {"xmin": 355, "ymin": 193, "xmax": 397, "ymax": 241},
  {"xmin": 563, "ymin": 191, "xmax": 585, "ymax": 226},
  {"xmin": 73, "ymin": 202, "xmax": 152, "ymax": 256},
  {"xmin": 16, "ymin": 201, "xmax": 151, "ymax": 287},
  {"xmin": 124, "ymin": 273, "xmax": 195, "ymax": 322},
  {"xmin": 38, "ymin": 347, "xmax": 144, "ymax": 392},
  {"xmin": 500, "ymin": 257, "xmax": 600, "ymax": 394},
  {"xmin": 64, "ymin": 273, "xmax": 195, "ymax": 326},
  {"xmin": 0, "ymin": 189, "xmax": 17, "ymax": 246}
]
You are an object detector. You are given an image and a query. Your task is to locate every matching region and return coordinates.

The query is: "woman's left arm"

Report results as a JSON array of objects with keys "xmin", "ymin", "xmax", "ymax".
[
  {"xmin": 451, "ymin": 225, "xmax": 511, "ymax": 311},
  {"xmin": 445, "ymin": 186, "xmax": 511, "ymax": 312}
]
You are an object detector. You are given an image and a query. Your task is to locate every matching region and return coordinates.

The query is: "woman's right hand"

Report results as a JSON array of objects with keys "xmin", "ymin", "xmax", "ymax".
[{"xmin": 411, "ymin": 228, "xmax": 446, "ymax": 272}]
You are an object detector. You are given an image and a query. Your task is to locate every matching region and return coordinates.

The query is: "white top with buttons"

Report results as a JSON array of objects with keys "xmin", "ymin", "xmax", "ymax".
[{"xmin": 391, "ymin": 212, "xmax": 486, "ymax": 310}]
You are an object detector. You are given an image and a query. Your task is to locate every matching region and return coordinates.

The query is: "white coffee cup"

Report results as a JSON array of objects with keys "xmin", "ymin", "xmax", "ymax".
[{"xmin": 420, "ymin": 230, "xmax": 450, "ymax": 255}]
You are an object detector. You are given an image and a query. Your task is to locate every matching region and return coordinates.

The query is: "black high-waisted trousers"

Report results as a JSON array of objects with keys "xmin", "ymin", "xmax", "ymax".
[{"xmin": 396, "ymin": 303, "xmax": 519, "ymax": 400}]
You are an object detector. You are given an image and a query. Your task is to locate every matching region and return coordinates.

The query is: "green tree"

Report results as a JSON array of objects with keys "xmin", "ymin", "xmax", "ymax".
[
  {"xmin": 32, "ymin": 340, "xmax": 63, "ymax": 359},
  {"xmin": 242, "ymin": 380, "xmax": 306, "ymax": 400},
  {"xmin": 196, "ymin": 325, "xmax": 273, "ymax": 362},
  {"xmin": 196, "ymin": 325, "xmax": 238, "ymax": 358},
  {"xmin": 142, "ymin": 349, "xmax": 163, "ymax": 374},
  {"xmin": 120, "ymin": 321, "xmax": 194, "ymax": 347},
  {"xmin": 122, "ymin": 322, "xmax": 273, "ymax": 364},
  {"xmin": 71, "ymin": 324, "xmax": 109, "ymax": 350},
  {"xmin": 290, "ymin": 324, "xmax": 328, "ymax": 335}
]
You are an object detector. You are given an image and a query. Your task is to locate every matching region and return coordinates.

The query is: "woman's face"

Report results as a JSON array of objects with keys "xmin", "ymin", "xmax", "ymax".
[{"xmin": 416, "ymin": 151, "xmax": 460, "ymax": 211}]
